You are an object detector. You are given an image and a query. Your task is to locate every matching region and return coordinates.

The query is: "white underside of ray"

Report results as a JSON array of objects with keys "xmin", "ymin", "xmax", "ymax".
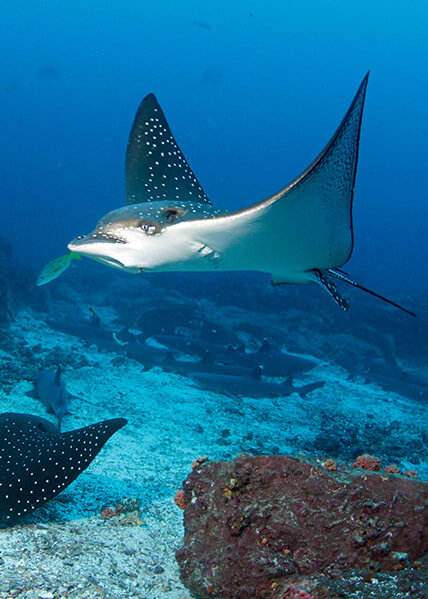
[
  {"xmin": 160, "ymin": 177, "xmax": 352, "ymax": 284},
  {"xmin": 70, "ymin": 172, "xmax": 353, "ymax": 282}
]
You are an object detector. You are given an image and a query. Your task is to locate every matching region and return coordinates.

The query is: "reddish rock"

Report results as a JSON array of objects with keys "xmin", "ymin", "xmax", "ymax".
[
  {"xmin": 100, "ymin": 506, "xmax": 118, "ymax": 519},
  {"xmin": 176, "ymin": 454, "xmax": 427, "ymax": 599},
  {"xmin": 192, "ymin": 456, "xmax": 209, "ymax": 469},
  {"xmin": 320, "ymin": 458, "xmax": 336, "ymax": 471},
  {"xmin": 174, "ymin": 489, "xmax": 186, "ymax": 510},
  {"xmin": 353, "ymin": 453, "xmax": 382, "ymax": 471},
  {"xmin": 384, "ymin": 464, "xmax": 401, "ymax": 474},
  {"xmin": 403, "ymin": 469, "xmax": 419, "ymax": 479}
]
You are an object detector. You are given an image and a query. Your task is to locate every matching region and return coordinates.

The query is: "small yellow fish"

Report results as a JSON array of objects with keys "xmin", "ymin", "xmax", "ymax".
[{"xmin": 36, "ymin": 252, "xmax": 81, "ymax": 286}]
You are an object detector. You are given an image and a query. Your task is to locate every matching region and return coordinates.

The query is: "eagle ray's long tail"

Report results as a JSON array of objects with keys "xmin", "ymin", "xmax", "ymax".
[{"xmin": 327, "ymin": 268, "xmax": 416, "ymax": 317}]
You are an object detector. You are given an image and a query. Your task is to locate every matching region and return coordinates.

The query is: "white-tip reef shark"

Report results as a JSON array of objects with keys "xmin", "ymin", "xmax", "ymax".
[
  {"xmin": 52, "ymin": 73, "xmax": 413, "ymax": 315},
  {"xmin": 190, "ymin": 369, "xmax": 325, "ymax": 399},
  {"xmin": 26, "ymin": 365, "xmax": 73, "ymax": 430}
]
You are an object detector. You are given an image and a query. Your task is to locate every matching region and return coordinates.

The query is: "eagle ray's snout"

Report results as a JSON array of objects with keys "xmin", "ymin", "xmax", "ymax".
[{"xmin": 68, "ymin": 231, "xmax": 126, "ymax": 249}]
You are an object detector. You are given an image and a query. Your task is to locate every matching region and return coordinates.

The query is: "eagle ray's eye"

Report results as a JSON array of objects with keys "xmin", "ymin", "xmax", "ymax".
[{"xmin": 140, "ymin": 223, "xmax": 149, "ymax": 232}]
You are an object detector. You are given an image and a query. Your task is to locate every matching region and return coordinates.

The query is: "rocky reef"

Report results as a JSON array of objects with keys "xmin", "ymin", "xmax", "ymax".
[{"xmin": 176, "ymin": 454, "xmax": 427, "ymax": 598}]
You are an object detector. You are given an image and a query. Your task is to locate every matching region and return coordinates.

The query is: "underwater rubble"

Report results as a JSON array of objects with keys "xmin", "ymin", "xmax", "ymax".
[{"xmin": 176, "ymin": 454, "xmax": 427, "ymax": 599}]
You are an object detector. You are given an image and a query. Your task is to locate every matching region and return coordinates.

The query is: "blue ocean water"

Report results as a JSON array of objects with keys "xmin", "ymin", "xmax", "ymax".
[
  {"xmin": 0, "ymin": 0, "xmax": 427, "ymax": 292},
  {"xmin": 0, "ymin": 3, "xmax": 427, "ymax": 597}
]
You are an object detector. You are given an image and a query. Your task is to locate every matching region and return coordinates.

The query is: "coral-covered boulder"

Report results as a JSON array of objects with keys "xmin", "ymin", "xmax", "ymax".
[{"xmin": 176, "ymin": 455, "xmax": 427, "ymax": 599}]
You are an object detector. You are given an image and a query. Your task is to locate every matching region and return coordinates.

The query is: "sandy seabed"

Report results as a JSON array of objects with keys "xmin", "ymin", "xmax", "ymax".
[{"xmin": 0, "ymin": 312, "xmax": 426, "ymax": 598}]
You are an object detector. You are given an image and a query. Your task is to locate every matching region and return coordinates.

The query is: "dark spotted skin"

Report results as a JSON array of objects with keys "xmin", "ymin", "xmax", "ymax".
[{"xmin": 0, "ymin": 413, "xmax": 127, "ymax": 525}]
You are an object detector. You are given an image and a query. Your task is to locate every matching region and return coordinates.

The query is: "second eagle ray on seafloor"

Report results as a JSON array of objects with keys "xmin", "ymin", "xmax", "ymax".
[{"xmin": 0, "ymin": 413, "xmax": 127, "ymax": 525}]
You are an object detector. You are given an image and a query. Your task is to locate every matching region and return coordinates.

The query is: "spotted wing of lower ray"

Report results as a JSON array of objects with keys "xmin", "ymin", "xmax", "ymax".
[
  {"xmin": 0, "ymin": 413, "xmax": 127, "ymax": 524},
  {"xmin": 125, "ymin": 93, "xmax": 211, "ymax": 206}
]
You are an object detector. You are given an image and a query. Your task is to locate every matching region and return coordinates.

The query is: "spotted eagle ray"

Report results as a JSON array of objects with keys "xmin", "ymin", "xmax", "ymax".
[
  {"xmin": 0, "ymin": 413, "xmax": 126, "ymax": 525},
  {"xmin": 41, "ymin": 73, "xmax": 412, "ymax": 315}
]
